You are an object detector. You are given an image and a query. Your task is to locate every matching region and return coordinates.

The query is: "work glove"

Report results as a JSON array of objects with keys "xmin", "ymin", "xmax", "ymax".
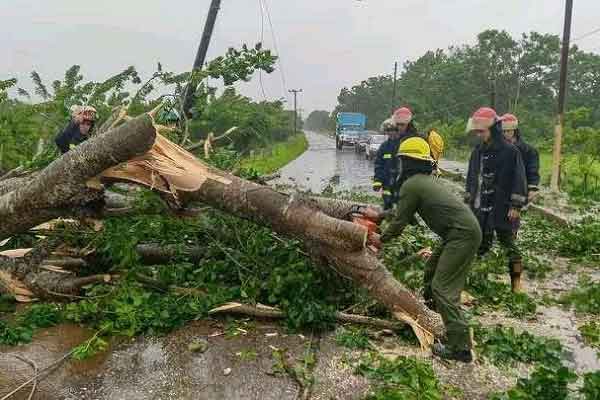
[
  {"xmin": 463, "ymin": 192, "xmax": 471, "ymax": 204},
  {"xmin": 367, "ymin": 231, "xmax": 382, "ymax": 252},
  {"xmin": 372, "ymin": 181, "xmax": 383, "ymax": 192},
  {"xmin": 508, "ymin": 208, "xmax": 521, "ymax": 222}
]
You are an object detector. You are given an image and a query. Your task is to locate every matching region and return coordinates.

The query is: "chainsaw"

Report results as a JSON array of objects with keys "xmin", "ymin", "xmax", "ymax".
[{"xmin": 348, "ymin": 205, "xmax": 382, "ymax": 252}]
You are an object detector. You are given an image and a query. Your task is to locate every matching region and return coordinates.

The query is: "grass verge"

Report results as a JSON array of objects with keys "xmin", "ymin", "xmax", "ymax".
[{"xmin": 241, "ymin": 132, "xmax": 308, "ymax": 175}]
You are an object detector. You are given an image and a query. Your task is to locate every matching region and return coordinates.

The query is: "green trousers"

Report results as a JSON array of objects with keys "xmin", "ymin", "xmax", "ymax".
[{"xmin": 423, "ymin": 229, "xmax": 481, "ymax": 351}]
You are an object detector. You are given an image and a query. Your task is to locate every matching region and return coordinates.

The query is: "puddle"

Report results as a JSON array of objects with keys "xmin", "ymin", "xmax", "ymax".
[
  {"xmin": 0, "ymin": 320, "xmax": 373, "ymax": 399},
  {"xmin": 0, "ymin": 323, "xmax": 105, "ymax": 400}
]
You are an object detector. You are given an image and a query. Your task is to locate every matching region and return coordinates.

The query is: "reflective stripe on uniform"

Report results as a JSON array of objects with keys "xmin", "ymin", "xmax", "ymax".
[
  {"xmin": 382, "ymin": 190, "xmax": 392, "ymax": 195},
  {"xmin": 69, "ymin": 143, "xmax": 77, "ymax": 149},
  {"xmin": 373, "ymin": 181, "xmax": 382, "ymax": 187},
  {"xmin": 383, "ymin": 153, "xmax": 392, "ymax": 159}
]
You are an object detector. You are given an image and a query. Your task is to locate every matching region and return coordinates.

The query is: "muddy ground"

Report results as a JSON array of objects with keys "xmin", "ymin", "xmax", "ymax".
[{"xmin": 1, "ymin": 131, "xmax": 598, "ymax": 399}]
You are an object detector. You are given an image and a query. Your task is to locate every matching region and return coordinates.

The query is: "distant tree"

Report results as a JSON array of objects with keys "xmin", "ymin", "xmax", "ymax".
[
  {"xmin": 332, "ymin": 75, "xmax": 394, "ymax": 130},
  {"xmin": 304, "ymin": 110, "xmax": 331, "ymax": 131}
]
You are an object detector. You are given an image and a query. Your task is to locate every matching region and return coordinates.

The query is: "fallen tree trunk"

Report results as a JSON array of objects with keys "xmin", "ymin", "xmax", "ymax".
[
  {"xmin": 170, "ymin": 157, "xmax": 444, "ymax": 345},
  {"xmin": 0, "ymin": 115, "xmax": 157, "ymax": 240},
  {"xmin": 96, "ymin": 133, "xmax": 445, "ymax": 345},
  {"xmin": 0, "ymin": 122, "xmax": 443, "ymax": 347}
]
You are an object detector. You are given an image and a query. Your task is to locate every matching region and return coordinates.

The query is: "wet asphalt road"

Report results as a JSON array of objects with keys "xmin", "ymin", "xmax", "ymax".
[{"xmin": 276, "ymin": 131, "xmax": 467, "ymax": 194}]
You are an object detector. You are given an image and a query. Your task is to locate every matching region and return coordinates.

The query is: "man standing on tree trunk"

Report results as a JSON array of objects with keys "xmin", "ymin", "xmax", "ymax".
[
  {"xmin": 465, "ymin": 108, "xmax": 528, "ymax": 293},
  {"xmin": 500, "ymin": 113, "xmax": 541, "ymax": 237},
  {"xmin": 368, "ymin": 137, "xmax": 482, "ymax": 363},
  {"xmin": 55, "ymin": 106, "xmax": 97, "ymax": 154}
]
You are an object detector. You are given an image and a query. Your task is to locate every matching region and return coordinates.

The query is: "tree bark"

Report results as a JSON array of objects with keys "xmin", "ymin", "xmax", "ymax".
[{"xmin": 0, "ymin": 115, "xmax": 156, "ymax": 240}]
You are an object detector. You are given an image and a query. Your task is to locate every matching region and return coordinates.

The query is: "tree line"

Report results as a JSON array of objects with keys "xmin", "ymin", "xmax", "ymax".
[{"xmin": 330, "ymin": 29, "xmax": 600, "ymax": 141}]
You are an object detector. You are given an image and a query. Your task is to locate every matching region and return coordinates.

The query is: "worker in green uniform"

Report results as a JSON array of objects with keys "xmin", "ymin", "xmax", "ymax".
[{"xmin": 368, "ymin": 137, "xmax": 482, "ymax": 362}]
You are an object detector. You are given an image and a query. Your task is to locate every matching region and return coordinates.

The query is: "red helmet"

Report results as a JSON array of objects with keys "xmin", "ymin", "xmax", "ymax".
[
  {"xmin": 500, "ymin": 113, "xmax": 518, "ymax": 130},
  {"xmin": 392, "ymin": 107, "xmax": 413, "ymax": 124},
  {"xmin": 470, "ymin": 107, "xmax": 497, "ymax": 130}
]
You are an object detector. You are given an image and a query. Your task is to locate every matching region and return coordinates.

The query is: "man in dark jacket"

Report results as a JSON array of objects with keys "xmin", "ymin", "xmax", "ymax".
[
  {"xmin": 55, "ymin": 106, "xmax": 96, "ymax": 154},
  {"xmin": 373, "ymin": 108, "xmax": 422, "ymax": 209},
  {"xmin": 465, "ymin": 107, "xmax": 528, "ymax": 293},
  {"xmin": 373, "ymin": 118, "xmax": 401, "ymax": 209},
  {"xmin": 500, "ymin": 113, "xmax": 540, "ymax": 204},
  {"xmin": 368, "ymin": 137, "xmax": 482, "ymax": 362}
]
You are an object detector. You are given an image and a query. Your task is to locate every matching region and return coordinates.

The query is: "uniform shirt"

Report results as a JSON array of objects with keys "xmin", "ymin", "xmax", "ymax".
[
  {"xmin": 382, "ymin": 174, "xmax": 481, "ymax": 241},
  {"xmin": 373, "ymin": 137, "xmax": 401, "ymax": 191}
]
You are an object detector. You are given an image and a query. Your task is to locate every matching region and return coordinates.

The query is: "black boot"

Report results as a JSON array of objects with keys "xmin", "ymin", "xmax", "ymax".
[{"xmin": 432, "ymin": 343, "xmax": 472, "ymax": 363}]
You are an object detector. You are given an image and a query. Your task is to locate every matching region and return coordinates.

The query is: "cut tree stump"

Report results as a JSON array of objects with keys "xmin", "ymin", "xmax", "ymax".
[{"xmin": 0, "ymin": 244, "xmax": 112, "ymax": 301}]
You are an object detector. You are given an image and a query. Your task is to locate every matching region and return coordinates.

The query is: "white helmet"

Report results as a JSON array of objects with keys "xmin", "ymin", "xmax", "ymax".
[{"xmin": 380, "ymin": 118, "xmax": 396, "ymax": 133}]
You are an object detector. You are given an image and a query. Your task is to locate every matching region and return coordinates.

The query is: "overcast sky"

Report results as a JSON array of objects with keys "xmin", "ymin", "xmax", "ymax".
[{"xmin": 2, "ymin": 0, "xmax": 599, "ymax": 113}]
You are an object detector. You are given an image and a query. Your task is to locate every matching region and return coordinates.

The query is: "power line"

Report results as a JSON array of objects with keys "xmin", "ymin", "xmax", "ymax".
[
  {"xmin": 262, "ymin": 0, "xmax": 288, "ymax": 100},
  {"xmin": 572, "ymin": 27, "xmax": 600, "ymax": 42},
  {"xmin": 257, "ymin": 0, "xmax": 268, "ymax": 100}
]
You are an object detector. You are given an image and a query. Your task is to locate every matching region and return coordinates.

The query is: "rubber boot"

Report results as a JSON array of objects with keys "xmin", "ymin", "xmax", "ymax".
[
  {"xmin": 432, "ymin": 343, "xmax": 473, "ymax": 363},
  {"xmin": 510, "ymin": 260, "xmax": 524, "ymax": 293}
]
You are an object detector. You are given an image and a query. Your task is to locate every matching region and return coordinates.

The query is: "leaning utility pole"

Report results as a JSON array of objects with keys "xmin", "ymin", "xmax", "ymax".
[
  {"xmin": 551, "ymin": 0, "xmax": 574, "ymax": 192},
  {"xmin": 288, "ymin": 89, "xmax": 303, "ymax": 134},
  {"xmin": 391, "ymin": 61, "xmax": 398, "ymax": 113},
  {"xmin": 182, "ymin": 0, "xmax": 222, "ymax": 118}
]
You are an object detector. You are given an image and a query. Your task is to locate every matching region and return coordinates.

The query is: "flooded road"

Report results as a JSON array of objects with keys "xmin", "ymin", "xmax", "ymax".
[{"xmin": 276, "ymin": 131, "xmax": 467, "ymax": 194}]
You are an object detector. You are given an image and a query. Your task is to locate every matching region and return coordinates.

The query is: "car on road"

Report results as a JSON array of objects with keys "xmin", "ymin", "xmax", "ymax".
[
  {"xmin": 364, "ymin": 134, "xmax": 387, "ymax": 160},
  {"xmin": 336, "ymin": 130, "xmax": 368, "ymax": 150},
  {"xmin": 354, "ymin": 130, "xmax": 378, "ymax": 153}
]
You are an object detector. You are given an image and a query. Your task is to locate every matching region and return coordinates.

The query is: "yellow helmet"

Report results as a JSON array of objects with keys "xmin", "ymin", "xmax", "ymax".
[
  {"xmin": 398, "ymin": 137, "xmax": 433, "ymax": 161},
  {"xmin": 427, "ymin": 130, "xmax": 444, "ymax": 161}
]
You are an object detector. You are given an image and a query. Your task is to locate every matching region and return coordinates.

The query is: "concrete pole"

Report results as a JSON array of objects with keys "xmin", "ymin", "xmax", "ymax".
[{"xmin": 551, "ymin": 0, "xmax": 573, "ymax": 192}]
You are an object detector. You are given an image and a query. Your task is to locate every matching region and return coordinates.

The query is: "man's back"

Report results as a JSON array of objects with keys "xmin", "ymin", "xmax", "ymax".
[
  {"xmin": 55, "ymin": 121, "xmax": 86, "ymax": 154},
  {"xmin": 399, "ymin": 174, "xmax": 480, "ymax": 239}
]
